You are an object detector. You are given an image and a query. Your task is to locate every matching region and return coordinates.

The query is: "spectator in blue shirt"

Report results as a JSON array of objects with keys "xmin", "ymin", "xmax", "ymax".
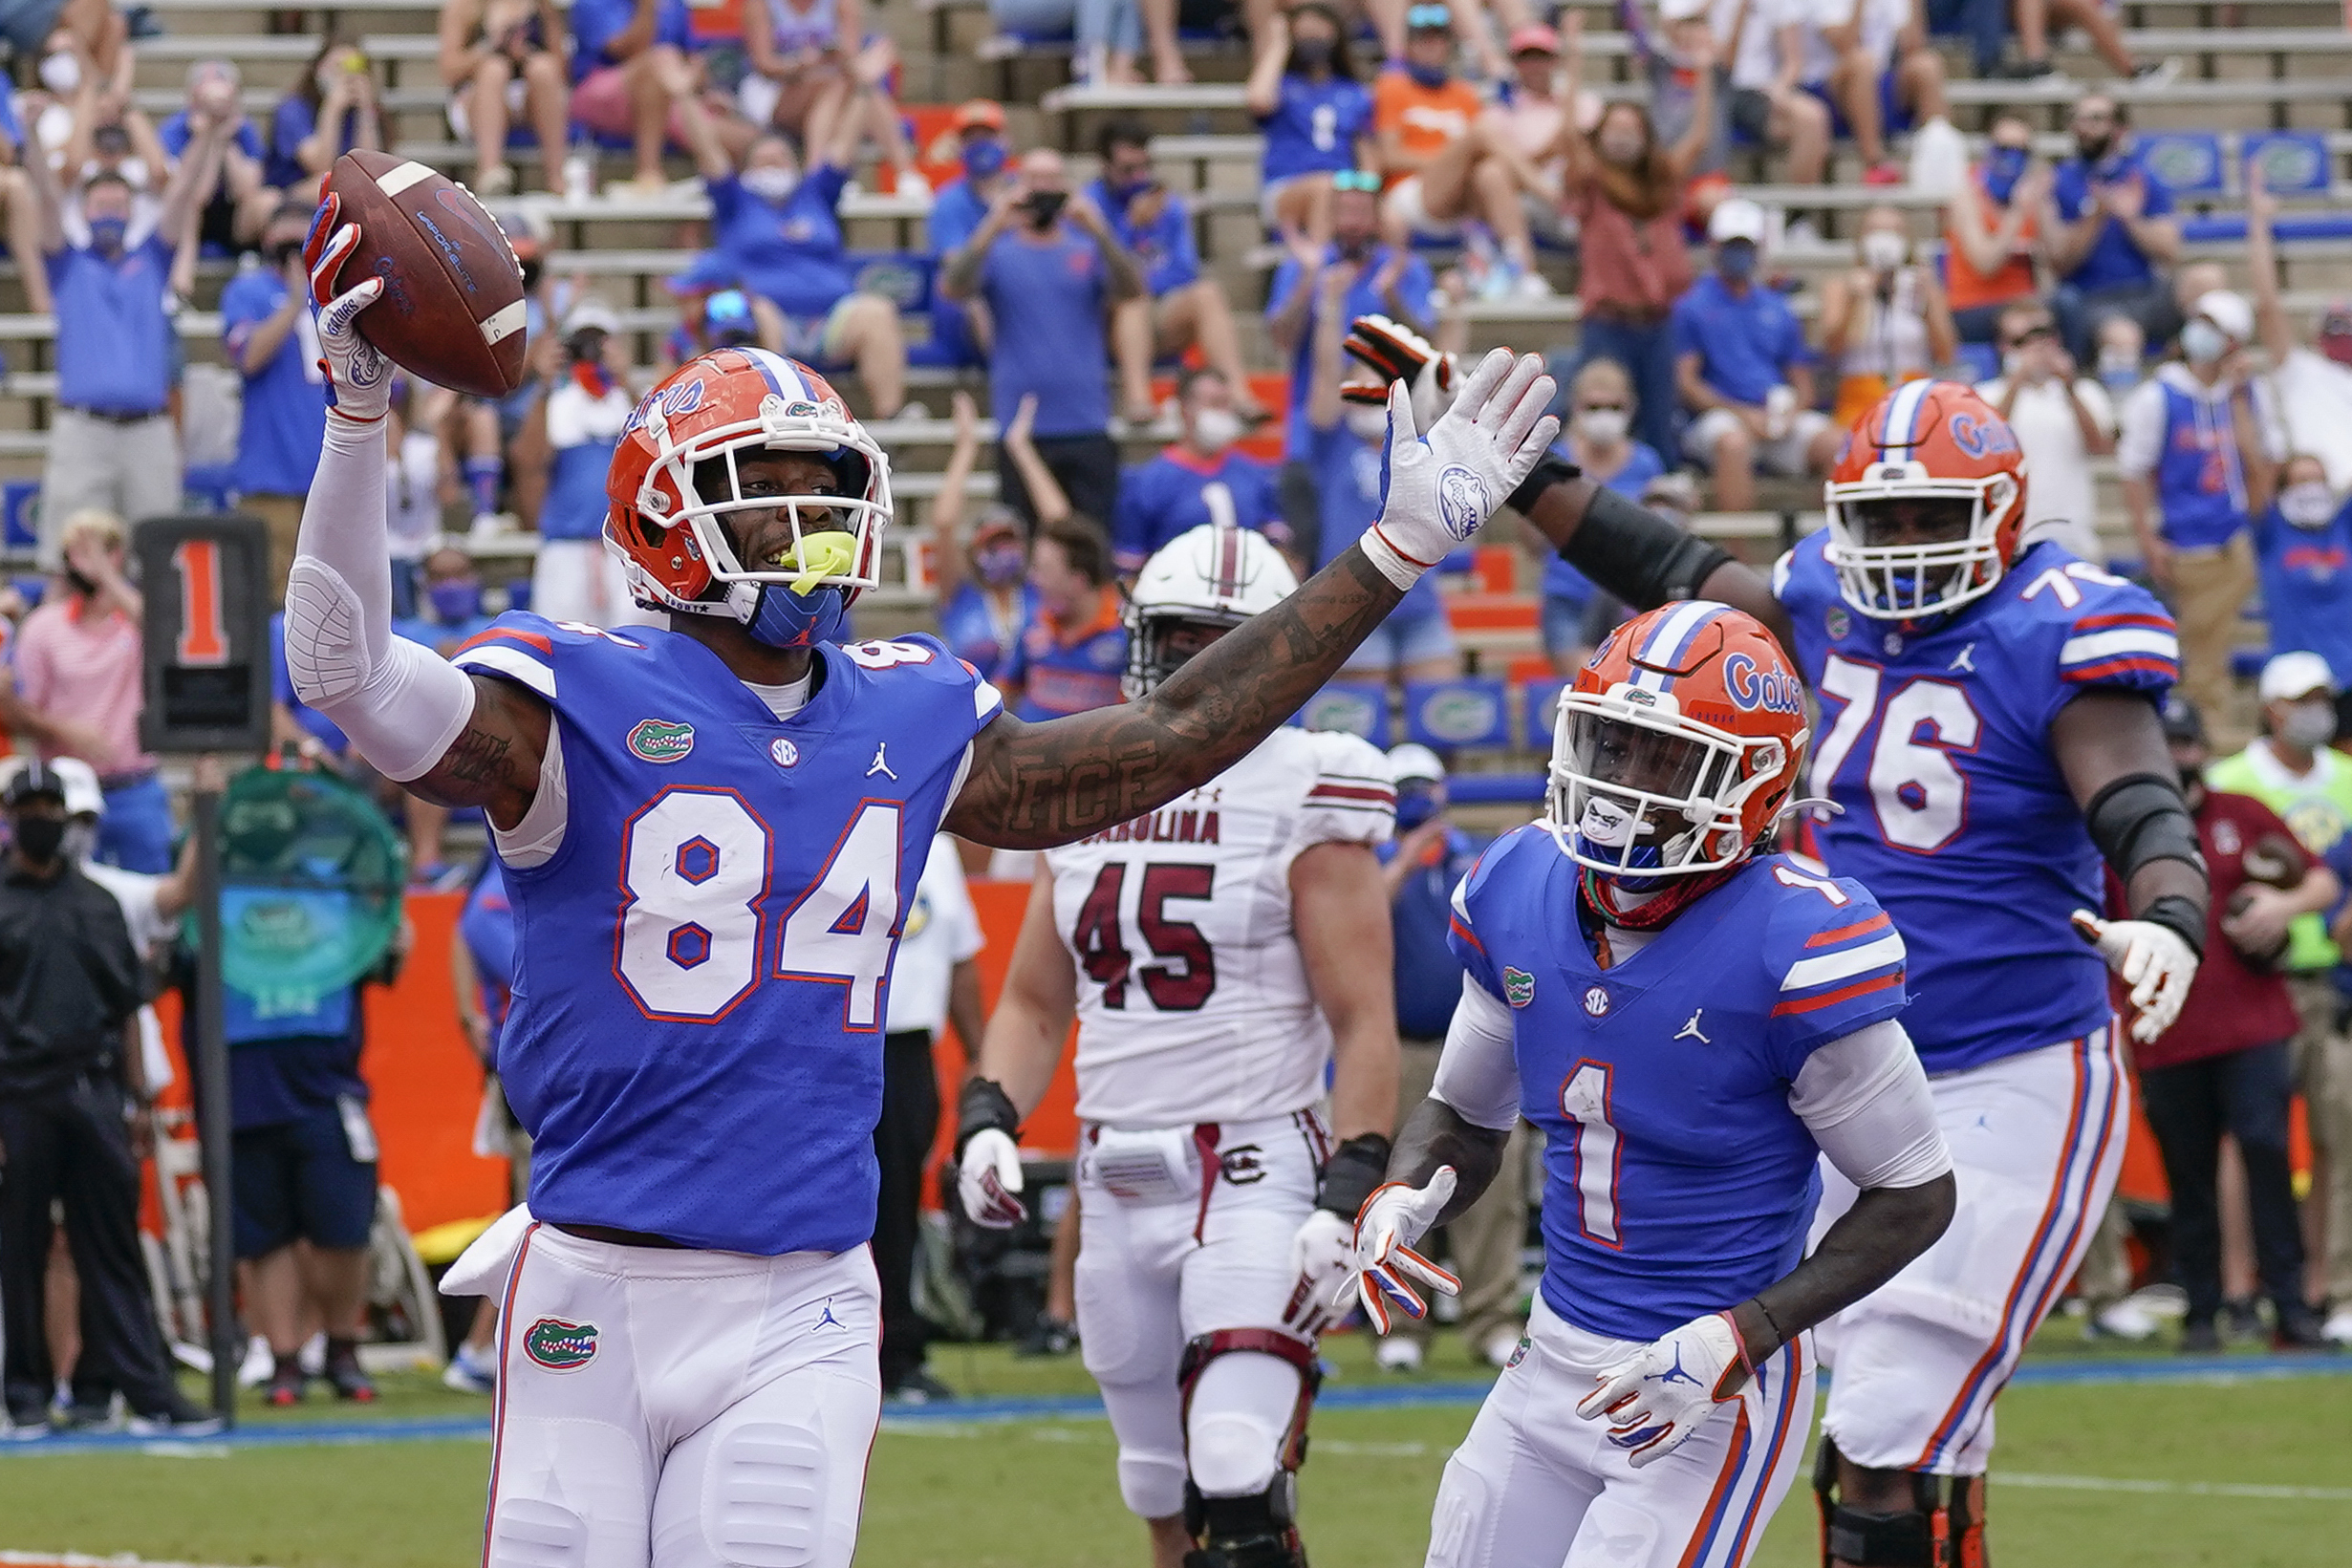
[
  {"xmin": 1091, "ymin": 116, "xmax": 1267, "ymax": 425},
  {"xmin": 1112, "ymin": 368, "xmax": 1288, "ymax": 576},
  {"xmin": 2047, "ymin": 94, "xmax": 2184, "ymax": 364},
  {"xmin": 1541, "ymin": 356, "xmax": 1666, "ymax": 673},
  {"xmin": 2256, "ymin": 454, "xmax": 2352, "ymax": 706},
  {"xmin": 1304, "ymin": 265, "xmax": 1457, "ymax": 685},
  {"xmin": 1672, "ymin": 195, "xmax": 1836, "ymax": 513},
  {"xmin": 1000, "ymin": 514, "xmax": 1128, "ymax": 721},
  {"xmin": 926, "ymin": 100, "xmax": 1012, "ymax": 371},
  {"xmin": 1243, "ymin": 3, "xmax": 1374, "ymax": 247},
  {"xmin": 159, "ymin": 59, "xmax": 278, "ymax": 256},
  {"xmin": 268, "ymin": 37, "xmax": 383, "ymax": 204},
  {"xmin": 939, "ymin": 146, "xmax": 1148, "ymax": 528},
  {"xmin": 1265, "ymin": 171, "xmax": 1432, "ymax": 540},
  {"xmin": 525, "ymin": 297, "xmax": 642, "ymax": 627},
  {"xmin": 672, "ymin": 66, "xmax": 907, "ymax": 417},
  {"xmin": 568, "ymin": 0, "xmax": 697, "ymax": 194},
  {"xmin": 26, "ymin": 104, "xmax": 220, "ymax": 570},
  {"xmin": 929, "ymin": 392, "xmax": 1040, "ymax": 677},
  {"xmin": 223, "ymin": 202, "xmax": 328, "ymax": 604}
]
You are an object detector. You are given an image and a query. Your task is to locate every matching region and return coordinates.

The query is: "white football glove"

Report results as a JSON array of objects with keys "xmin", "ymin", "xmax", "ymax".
[
  {"xmin": 1282, "ymin": 1209, "xmax": 1357, "ymax": 1338},
  {"xmin": 1333, "ymin": 1170, "xmax": 1461, "ymax": 1335},
  {"xmin": 1342, "ymin": 313, "xmax": 1458, "ymax": 429},
  {"xmin": 302, "ymin": 194, "xmax": 391, "ymax": 424},
  {"xmin": 1574, "ymin": 1311, "xmax": 1752, "ymax": 1469},
  {"xmin": 957, "ymin": 1128, "xmax": 1027, "ymax": 1229},
  {"xmin": 1362, "ymin": 348, "xmax": 1559, "ymax": 591},
  {"xmin": 2070, "ymin": 909, "xmax": 2199, "ymax": 1044}
]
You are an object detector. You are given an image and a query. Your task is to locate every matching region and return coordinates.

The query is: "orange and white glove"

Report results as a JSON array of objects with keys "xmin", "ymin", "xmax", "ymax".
[
  {"xmin": 1575, "ymin": 1311, "xmax": 1752, "ymax": 1469},
  {"xmin": 1362, "ymin": 348, "xmax": 1558, "ymax": 591},
  {"xmin": 2071, "ymin": 909, "xmax": 2198, "ymax": 1043},
  {"xmin": 1343, "ymin": 312, "xmax": 1458, "ymax": 429},
  {"xmin": 1334, "ymin": 1169, "xmax": 1461, "ymax": 1334},
  {"xmin": 302, "ymin": 194, "xmax": 391, "ymax": 422}
]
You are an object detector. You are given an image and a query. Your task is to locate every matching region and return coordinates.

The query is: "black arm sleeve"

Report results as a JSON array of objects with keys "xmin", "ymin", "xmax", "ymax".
[
  {"xmin": 1510, "ymin": 461, "xmax": 1737, "ymax": 613},
  {"xmin": 953, "ymin": 1076, "xmax": 1021, "ymax": 1159},
  {"xmin": 2082, "ymin": 771, "xmax": 2206, "ymax": 956},
  {"xmin": 1313, "ymin": 1132, "xmax": 1392, "ymax": 1217}
]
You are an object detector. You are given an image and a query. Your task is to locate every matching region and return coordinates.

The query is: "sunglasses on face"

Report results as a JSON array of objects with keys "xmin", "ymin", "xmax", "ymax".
[
  {"xmin": 1579, "ymin": 402, "xmax": 1628, "ymax": 414},
  {"xmin": 2003, "ymin": 324, "xmax": 2056, "ymax": 349},
  {"xmin": 1331, "ymin": 169, "xmax": 1382, "ymax": 193}
]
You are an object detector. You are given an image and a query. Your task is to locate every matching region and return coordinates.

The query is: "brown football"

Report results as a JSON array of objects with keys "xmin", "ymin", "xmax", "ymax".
[{"xmin": 317, "ymin": 150, "xmax": 529, "ymax": 399}]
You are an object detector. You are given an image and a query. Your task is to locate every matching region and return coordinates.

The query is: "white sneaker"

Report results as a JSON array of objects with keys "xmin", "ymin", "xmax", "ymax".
[
  {"xmin": 1373, "ymin": 1338, "xmax": 1424, "ymax": 1373},
  {"xmin": 1510, "ymin": 269, "xmax": 1555, "ymax": 301},
  {"xmin": 2087, "ymin": 1299, "xmax": 2161, "ymax": 1342},
  {"xmin": 2323, "ymin": 1306, "xmax": 2352, "ymax": 1345}
]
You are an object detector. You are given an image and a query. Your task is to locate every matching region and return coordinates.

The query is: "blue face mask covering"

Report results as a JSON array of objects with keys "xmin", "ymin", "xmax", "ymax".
[
  {"xmin": 1981, "ymin": 146, "xmax": 2028, "ymax": 205},
  {"xmin": 1395, "ymin": 786, "xmax": 1441, "ymax": 830},
  {"xmin": 87, "ymin": 217, "xmax": 127, "ymax": 254},
  {"xmin": 746, "ymin": 582, "xmax": 849, "ymax": 649},
  {"xmin": 1717, "ymin": 241, "xmax": 1757, "ymax": 281},
  {"xmin": 428, "ymin": 580, "xmax": 484, "ymax": 623},
  {"xmin": 1405, "ymin": 60, "xmax": 1450, "ymax": 89}
]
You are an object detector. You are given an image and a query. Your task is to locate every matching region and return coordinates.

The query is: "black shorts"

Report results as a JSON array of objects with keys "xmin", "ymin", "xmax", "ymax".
[
  {"xmin": 1729, "ymin": 86, "xmax": 1775, "ymax": 143},
  {"xmin": 231, "ymin": 1103, "xmax": 378, "ymax": 1258}
]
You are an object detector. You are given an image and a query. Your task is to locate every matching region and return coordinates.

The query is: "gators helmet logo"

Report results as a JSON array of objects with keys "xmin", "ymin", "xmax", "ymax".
[{"xmin": 523, "ymin": 1318, "xmax": 599, "ymax": 1370}]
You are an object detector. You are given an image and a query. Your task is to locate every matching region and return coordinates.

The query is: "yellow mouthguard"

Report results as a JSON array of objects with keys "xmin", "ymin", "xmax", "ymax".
[{"xmin": 777, "ymin": 530, "xmax": 860, "ymax": 594}]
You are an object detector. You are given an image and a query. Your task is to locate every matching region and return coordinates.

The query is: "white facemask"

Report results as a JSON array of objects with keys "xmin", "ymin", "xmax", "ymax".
[
  {"xmin": 2279, "ymin": 700, "xmax": 2338, "ymax": 750},
  {"xmin": 1345, "ymin": 405, "xmax": 1390, "ymax": 441},
  {"xmin": 2280, "ymin": 482, "xmax": 2339, "ymax": 530},
  {"xmin": 2179, "ymin": 319, "xmax": 2229, "ymax": 367},
  {"xmin": 60, "ymin": 820, "xmax": 97, "ymax": 865},
  {"xmin": 1575, "ymin": 408, "xmax": 1629, "ymax": 446},
  {"xmin": 741, "ymin": 165, "xmax": 799, "ymax": 203},
  {"xmin": 40, "ymin": 52, "xmax": 78, "ymax": 95},
  {"xmin": 1860, "ymin": 230, "xmax": 1907, "ymax": 273},
  {"xmin": 1191, "ymin": 406, "xmax": 1241, "ymax": 453}
]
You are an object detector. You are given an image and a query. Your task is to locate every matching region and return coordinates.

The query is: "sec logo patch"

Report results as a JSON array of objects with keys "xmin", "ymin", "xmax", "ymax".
[
  {"xmin": 770, "ymin": 737, "xmax": 800, "ymax": 768},
  {"xmin": 1583, "ymin": 986, "xmax": 1610, "ymax": 1018}
]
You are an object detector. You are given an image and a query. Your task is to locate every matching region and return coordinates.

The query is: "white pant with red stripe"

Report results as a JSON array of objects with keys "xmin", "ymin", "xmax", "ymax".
[
  {"xmin": 1075, "ymin": 1108, "xmax": 1328, "ymax": 1521},
  {"xmin": 1808, "ymin": 1024, "xmax": 2129, "ymax": 1476},
  {"xmin": 1424, "ymin": 1294, "xmax": 1816, "ymax": 1568},
  {"xmin": 481, "ymin": 1223, "xmax": 881, "ymax": 1568}
]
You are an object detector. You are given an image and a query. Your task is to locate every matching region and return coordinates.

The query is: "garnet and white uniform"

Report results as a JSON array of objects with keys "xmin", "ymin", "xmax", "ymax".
[{"xmin": 1041, "ymin": 725, "xmax": 1392, "ymax": 1520}]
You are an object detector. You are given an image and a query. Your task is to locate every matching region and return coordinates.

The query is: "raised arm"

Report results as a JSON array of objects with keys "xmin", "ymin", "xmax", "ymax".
[
  {"xmin": 1068, "ymin": 190, "xmax": 1148, "ymax": 304},
  {"xmin": 928, "ymin": 390, "xmax": 983, "ymax": 598},
  {"xmin": 946, "ymin": 350, "xmax": 1559, "ymax": 848},
  {"xmin": 939, "ymin": 181, "xmax": 1019, "ymax": 303},
  {"xmin": 2244, "ymin": 168, "xmax": 2295, "ymax": 366},
  {"xmin": 1000, "ymin": 394, "xmax": 1070, "ymax": 526},
  {"xmin": 20, "ymin": 117, "xmax": 67, "ymax": 254},
  {"xmin": 155, "ymin": 113, "xmax": 229, "ymax": 253},
  {"xmin": 1305, "ymin": 265, "xmax": 1355, "ymax": 427},
  {"xmin": 1661, "ymin": 30, "xmax": 1718, "ymax": 182},
  {"xmin": 1244, "ymin": 11, "xmax": 1289, "ymax": 118}
]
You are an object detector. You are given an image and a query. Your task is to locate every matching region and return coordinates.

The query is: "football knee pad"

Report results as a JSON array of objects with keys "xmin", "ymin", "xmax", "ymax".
[
  {"xmin": 708, "ymin": 1420, "xmax": 828, "ymax": 1561},
  {"xmin": 1181, "ymin": 1477, "xmax": 1305, "ymax": 1568},
  {"xmin": 1814, "ymin": 1444, "xmax": 1986, "ymax": 1568},
  {"xmin": 486, "ymin": 1497, "xmax": 587, "ymax": 1568},
  {"xmin": 1189, "ymin": 1411, "xmax": 1283, "ymax": 1499}
]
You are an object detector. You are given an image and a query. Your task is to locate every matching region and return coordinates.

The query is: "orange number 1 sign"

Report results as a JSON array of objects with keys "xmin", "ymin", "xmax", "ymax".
[{"xmin": 173, "ymin": 539, "xmax": 229, "ymax": 667}]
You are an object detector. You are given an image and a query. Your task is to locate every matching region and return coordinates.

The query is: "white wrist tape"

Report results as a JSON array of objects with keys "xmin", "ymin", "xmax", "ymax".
[{"xmin": 1358, "ymin": 526, "xmax": 1431, "ymax": 592}]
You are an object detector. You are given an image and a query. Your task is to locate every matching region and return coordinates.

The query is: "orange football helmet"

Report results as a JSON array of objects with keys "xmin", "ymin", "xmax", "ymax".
[
  {"xmin": 602, "ymin": 347, "xmax": 892, "ymax": 627},
  {"xmin": 1546, "ymin": 603, "xmax": 1809, "ymax": 878},
  {"xmin": 1823, "ymin": 379, "xmax": 2029, "ymax": 619}
]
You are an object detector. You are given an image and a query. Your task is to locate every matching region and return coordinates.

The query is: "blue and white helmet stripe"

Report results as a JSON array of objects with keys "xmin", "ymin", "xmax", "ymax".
[
  {"xmin": 730, "ymin": 346, "xmax": 809, "ymax": 400},
  {"xmin": 1877, "ymin": 378, "xmax": 1936, "ymax": 458},
  {"xmin": 1629, "ymin": 602, "xmax": 1730, "ymax": 693}
]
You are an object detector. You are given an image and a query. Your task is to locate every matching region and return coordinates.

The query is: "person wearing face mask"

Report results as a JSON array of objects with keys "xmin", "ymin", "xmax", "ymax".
[
  {"xmin": 2135, "ymin": 696, "xmax": 2339, "ymax": 1353},
  {"xmin": 1938, "ymin": 114, "xmax": 2044, "ymax": 347},
  {"xmin": 2047, "ymin": 94, "xmax": 2184, "ymax": 365},
  {"xmin": 929, "ymin": 389, "xmax": 1042, "ymax": 676},
  {"xmin": 2250, "ymin": 462, "xmax": 2352, "ymax": 747},
  {"xmin": 1820, "ymin": 204, "xmax": 1956, "ymax": 429},
  {"xmin": 0, "ymin": 761, "xmax": 221, "ymax": 1439},
  {"xmin": 1672, "ymin": 196, "xmax": 1838, "ymax": 514},
  {"xmin": 223, "ymin": 201, "xmax": 332, "ymax": 605},
  {"xmin": 674, "ymin": 78, "xmax": 909, "ymax": 418},
  {"xmin": 2207, "ymin": 655, "xmax": 2352, "ymax": 1346},
  {"xmin": 923, "ymin": 100, "xmax": 1014, "ymax": 372},
  {"xmin": 1245, "ymin": 3, "xmax": 1376, "ymax": 248},
  {"xmin": 939, "ymin": 145, "xmax": 1149, "ymax": 529},
  {"xmin": 1090, "ymin": 117, "xmax": 1267, "ymax": 428},
  {"xmin": 1305, "ymin": 266, "xmax": 1459, "ymax": 686},
  {"xmin": 2247, "ymin": 169, "xmax": 2352, "ymax": 498},
  {"xmin": 527, "ymin": 297, "xmax": 648, "ymax": 629},
  {"xmin": 24, "ymin": 104, "xmax": 221, "ymax": 570},
  {"xmin": 2116, "ymin": 289, "xmax": 2285, "ymax": 727},
  {"xmin": 1538, "ymin": 358, "xmax": 1664, "ymax": 675},
  {"xmin": 1977, "ymin": 301, "xmax": 2117, "ymax": 564},
  {"xmin": 1112, "ymin": 367, "xmax": 1289, "ymax": 576},
  {"xmin": 1372, "ymin": 10, "xmax": 1480, "ymax": 237}
]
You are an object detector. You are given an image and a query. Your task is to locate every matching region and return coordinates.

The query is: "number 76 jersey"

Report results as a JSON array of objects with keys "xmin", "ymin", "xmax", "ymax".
[
  {"xmin": 451, "ymin": 614, "xmax": 1002, "ymax": 1257},
  {"xmin": 1774, "ymin": 536, "xmax": 2178, "ymax": 1075}
]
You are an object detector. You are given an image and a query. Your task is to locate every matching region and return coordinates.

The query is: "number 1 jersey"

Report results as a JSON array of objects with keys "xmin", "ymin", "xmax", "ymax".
[
  {"xmin": 452, "ymin": 615, "xmax": 1002, "ymax": 1255},
  {"xmin": 1043, "ymin": 727, "xmax": 1394, "ymax": 1128},
  {"xmin": 1774, "ymin": 537, "xmax": 2178, "ymax": 1073}
]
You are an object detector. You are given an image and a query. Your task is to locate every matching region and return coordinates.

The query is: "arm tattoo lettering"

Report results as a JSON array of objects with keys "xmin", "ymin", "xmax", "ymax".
[{"xmin": 441, "ymin": 724, "xmax": 511, "ymax": 786}]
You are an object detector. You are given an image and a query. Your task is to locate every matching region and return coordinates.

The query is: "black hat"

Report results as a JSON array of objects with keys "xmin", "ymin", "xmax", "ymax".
[
  {"xmin": 2160, "ymin": 695, "xmax": 2207, "ymax": 746},
  {"xmin": 2, "ymin": 760, "xmax": 67, "ymax": 807}
]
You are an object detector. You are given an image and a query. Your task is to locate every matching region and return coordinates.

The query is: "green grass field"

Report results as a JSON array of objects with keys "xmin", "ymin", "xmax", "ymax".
[{"xmin": 5, "ymin": 1331, "xmax": 2347, "ymax": 1567}]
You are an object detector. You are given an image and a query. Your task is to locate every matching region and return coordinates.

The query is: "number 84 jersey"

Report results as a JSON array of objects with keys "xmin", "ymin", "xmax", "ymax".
[
  {"xmin": 451, "ymin": 614, "xmax": 1002, "ymax": 1257},
  {"xmin": 1774, "ymin": 536, "xmax": 2178, "ymax": 1075},
  {"xmin": 1042, "ymin": 727, "xmax": 1394, "ymax": 1128}
]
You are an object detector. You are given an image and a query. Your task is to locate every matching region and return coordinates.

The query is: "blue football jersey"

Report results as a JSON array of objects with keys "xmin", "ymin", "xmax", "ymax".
[
  {"xmin": 1450, "ymin": 831, "xmax": 1909, "ymax": 1342},
  {"xmin": 1774, "ymin": 536, "xmax": 2178, "ymax": 1073},
  {"xmin": 451, "ymin": 613, "xmax": 1002, "ymax": 1255}
]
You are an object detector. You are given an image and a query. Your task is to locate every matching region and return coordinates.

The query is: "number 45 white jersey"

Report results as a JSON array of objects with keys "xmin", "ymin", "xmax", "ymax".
[{"xmin": 1043, "ymin": 727, "xmax": 1395, "ymax": 1128}]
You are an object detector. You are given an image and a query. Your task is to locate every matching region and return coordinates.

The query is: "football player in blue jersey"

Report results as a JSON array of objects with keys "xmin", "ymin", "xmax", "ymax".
[
  {"xmin": 1338, "ymin": 602, "xmax": 1957, "ymax": 1568},
  {"xmin": 282, "ymin": 202, "xmax": 1558, "ymax": 1568},
  {"xmin": 1477, "ymin": 374, "xmax": 2212, "ymax": 1568}
]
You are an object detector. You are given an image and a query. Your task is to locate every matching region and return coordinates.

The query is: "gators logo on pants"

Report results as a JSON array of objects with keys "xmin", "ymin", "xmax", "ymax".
[{"xmin": 524, "ymin": 1318, "xmax": 599, "ymax": 1370}]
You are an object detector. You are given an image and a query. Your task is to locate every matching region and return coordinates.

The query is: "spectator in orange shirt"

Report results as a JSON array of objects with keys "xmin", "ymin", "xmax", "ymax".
[{"xmin": 1375, "ymin": 8, "xmax": 1481, "ymax": 244}]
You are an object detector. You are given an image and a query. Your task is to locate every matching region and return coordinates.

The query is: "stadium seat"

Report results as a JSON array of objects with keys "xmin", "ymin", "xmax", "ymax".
[
  {"xmin": 2138, "ymin": 133, "xmax": 2225, "ymax": 198},
  {"xmin": 2, "ymin": 481, "xmax": 36, "ymax": 548},
  {"xmin": 1299, "ymin": 683, "xmax": 1391, "ymax": 748},
  {"xmin": 1403, "ymin": 679, "xmax": 1511, "ymax": 750},
  {"xmin": 2242, "ymin": 132, "xmax": 2332, "ymax": 196}
]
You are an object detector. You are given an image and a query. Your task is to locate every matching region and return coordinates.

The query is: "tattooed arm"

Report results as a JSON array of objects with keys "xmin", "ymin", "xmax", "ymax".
[
  {"xmin": 946, "ymin": 548, "xmax": 1404, "ymax": 846},
  {"xmin": 401, "ymin": 675, "xmax": 550, "ymax": 829}
]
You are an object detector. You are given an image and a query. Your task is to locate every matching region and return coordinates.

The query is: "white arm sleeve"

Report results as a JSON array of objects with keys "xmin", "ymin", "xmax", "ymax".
[
  {"xmin": 283, "ymin": 415, "xmax": 478, "ymax": 783},
  {"xmin": 1789, "ymin": 1020, "xmax": 1953, "ymax": 1192},
  {"xmin": 1431, "ymin": 976, "xmax": 1522, "ymax": 1132}
]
